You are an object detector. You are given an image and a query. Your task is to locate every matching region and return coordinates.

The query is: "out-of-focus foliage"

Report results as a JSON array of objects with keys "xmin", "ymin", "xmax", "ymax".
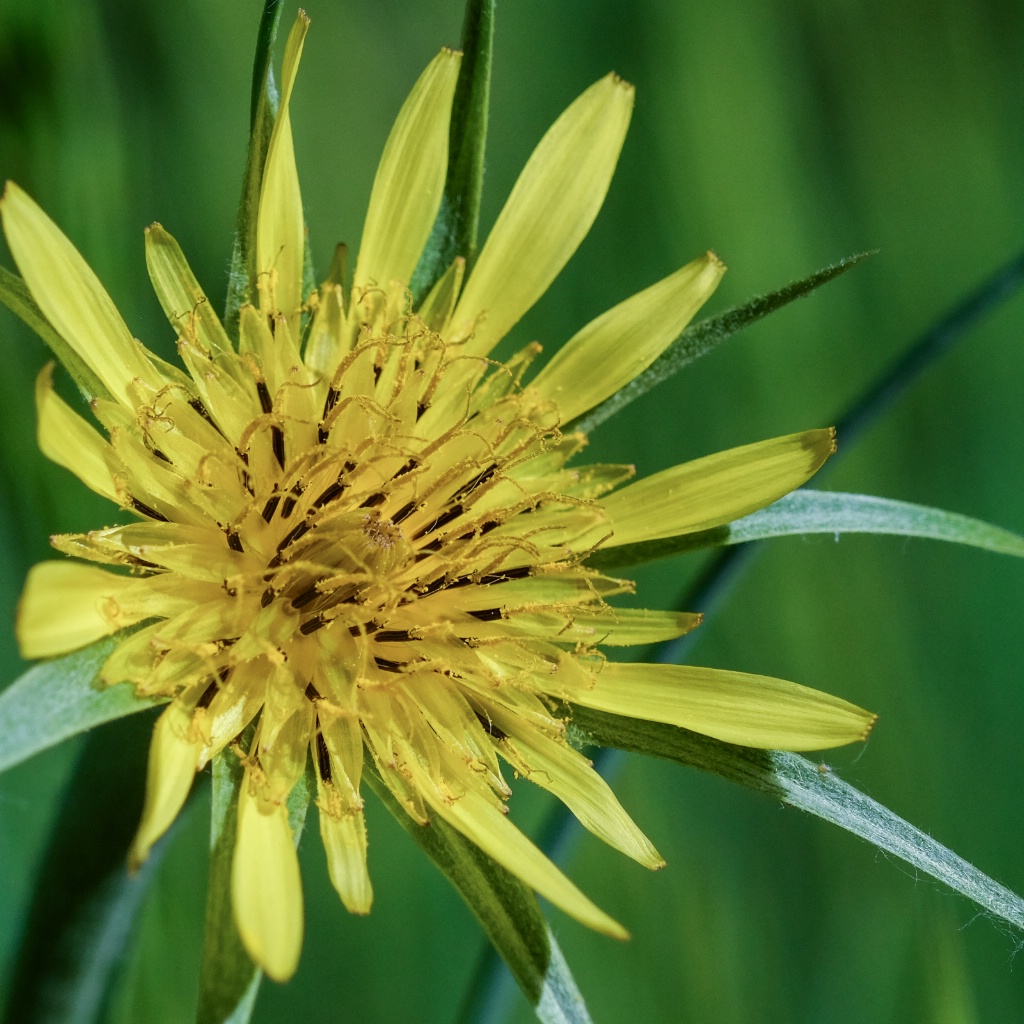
[{"xmin": 1, "ymin": 1, "xmax": 1022, "ymax": 1022}]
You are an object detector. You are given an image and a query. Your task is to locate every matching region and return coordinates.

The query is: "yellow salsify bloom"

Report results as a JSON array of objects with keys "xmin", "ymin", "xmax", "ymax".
[{"xmin": 4, "ymin": 15, "xmax": 874, "ymax": 982}]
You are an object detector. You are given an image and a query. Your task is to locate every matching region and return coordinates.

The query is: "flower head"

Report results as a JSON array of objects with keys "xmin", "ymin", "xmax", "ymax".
[{"xmin": 5, "ymin": 15, "xmax": 873, "ymax": 981}]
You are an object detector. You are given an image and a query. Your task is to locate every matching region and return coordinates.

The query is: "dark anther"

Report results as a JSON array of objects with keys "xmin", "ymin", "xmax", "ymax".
[
  {"xmin": 413, "ymin": 502, "xmax": 464, "ymax": 539},
  {"xmin": 359, "ymin": 492, "xmax": 386, "ymax": 509},
  {"xmin": 256, "ymin": 379, "xmax": 274, "ymax": 415},
  {"xmin": 395, "ymin": 459, "xmax": 418, "ymax": 478},
  {"xmin": 305, "ymin": 682, "xmax": 322, "ymax": 702},
  {"xmin": 478, "ymin": 566, "xmax": 531, "ymax": 585},
  {"xmin": 348, "ymin": 621, "xmax": 379, "ymax": 636},
  {"xmin": 420, "ymin": 538, "xmax": 443, "ymax": 553},
  {"xmin": 291, "ymin": 584, "xmax": 321, "ymax": 609},
  {"xmin": 322, "ymin": 386, "xmax": 340, "ymax": 419},
  {"xmin": 196, "ymin": 678, "xmax": 220, "ymax": 710},
  {"xmin": 480, "ymin": 520, "xmax": 499, "ymax": 535},
  {"xmin": 373, "ymin": 362, "xmax": 382, "ymax": 384},
  {"xmin": 130, "ymin": 498, "xmax": 169, "ymax": 522},
  {"xmin": 314, "ymin": 481, "xmax": 345, "ymax": 508},
  {"xmin": 317, "ymin": 426, "xmax": 330, "ymax": 444},
  {"xmin": 277, "ymin": 520, "xmax": 311, "ymax": 553},
  {"xmin": 454, "ymin": 463, "xmax": 497, "ymax": 500},
  {"xmin": 271, "ymin": 425, "xmax": 286, "ymax": 468},
  {"xmin": 315, "ymin": 729, "xmax": 333, "ymax": 782},
  {"xmin": 227, "ymin": 531, "xmax": 244, "ymax": 552},
  {"xmin": 392, "ymin": 501, "xmax": 417, "ymax": 524},
  {"xmin": 446, "ymin": 574, "xmax": 474, "ymax": 590},
  {"xmin": 189, "ymin": 397, "xmax": 217, "ymax": 428},
  {"xmin": 416, "ymin": 401, "xmax": 428, "ymax": 419},
  {"xmin": 468, "ymin": 607, "xmax": 503, "ymax": 622},
  {"xmin": 416, "ymin": 576, "xmax": 449, "ymax": 598},
  {"xmin": 261, "ymin": 587, "xmax": 275, "ymax": 608},
  {"xmin": 261, "ymin": 494, "xmax": 281, "ymax": 522},
  {"xmin": 151, "ymin": 448, "xmax": 171, "ymax": 464},
  {"xmin": 299, "ymin": 613, "xmax": 328, "ymax": 635},
  {"xmin": 474, "ymin": 710, "xmax": 508, "ymax": 741},
  {"xmin": 373, "ymin": 656, "xmax": 404, "ymax": 673},
  {"xmin": 125, "ymin": 555, "xmax": 160, "ymax": 569},
  {"xmin": 281, "ymin": 491, "xmax": 300, "ymax": 518},
  {"xmin": 375, "ymin": 629, "xmax": 416, "ymax": 643}
]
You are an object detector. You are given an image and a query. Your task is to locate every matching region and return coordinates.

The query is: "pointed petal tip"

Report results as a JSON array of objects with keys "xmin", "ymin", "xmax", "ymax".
[{"xmin": 606, "ymin": 71, "xmax": 635, "ymax": 95}]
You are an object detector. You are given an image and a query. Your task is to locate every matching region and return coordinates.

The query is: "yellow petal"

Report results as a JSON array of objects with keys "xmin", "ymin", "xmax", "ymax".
[
  {"xmin": 35, "ymin": 363, "xmax": 120, "ymax": 502},
  {"xmin": 600, "ymin": 428, "xmax": 836, "ymax": 547},
  {"xmin": 18, "ymin": 561, "xmax": 142, "ymax": 658},
  {"xmin": 497, "ymin": 721, "xmax": 664, "ymax": 869},
  {"xmin": 416, "ymin": 255, "xmax": 466, "ymax": 332},
  {"xmin": 318, "ymin": 785, "xmax": 373, "ymax": 915},
  {"xmin": 496, "ymin": 607, "xmax": 702, "ymax": 646},
  {"xmin": 232, "ymin": 777, "xmax": 304, "ymax": 982},
  {"xmin": 528, "ymin": 252, "xmax": 725, "ymax": 423},
  {"xmin": 144, "ymin": 223, "xmax": 231, "ymax": 355},
  {"xmin": 1, "ymin": 182, "xmax": 161, "ymax": 404},
  {"xmin": 129, "ymin": 701, "xmax": 201, "ymax": 868},
  {"xmin": 256, "ymin": 12, "xmax": 310, "ymax": 328},
  {"xmin": 449, "ymin": 73, "xmax": 634, "ymax": 356},
  {"xmin": 426, "ymin": 786, "xmax": 629, "ymax": 939},
  {"xmin": 557, "ymin": 662, "xmax": 877, "ymax": 750},
  {"xmin": 353, "ymin": 49, "xmax": 462, "ymax": 292}
]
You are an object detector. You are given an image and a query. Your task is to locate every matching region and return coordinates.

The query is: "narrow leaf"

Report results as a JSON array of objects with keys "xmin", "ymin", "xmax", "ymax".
[
  {"xmin": 569, "ymin": 705, "xmax": 1024, "ymax": 933},
  {"xmin": 223, "ymin": 0, "xmax": 284, "ymax": 338},
  {"xmin": 0, "ymin": 264, "xmax": 110, "ymax": 401},
  {"xmin": 0, "ymin": 714, "xmax": 167, "ymax": 1024},
  {"xmin": 410, "ymin": 0, "xmax": 494, "ymax": 299},
  {"xmin": 196, "ymin": 750, "xmax": 314, "ymax": 1024},
  {"xmin": 587, "ymin": 489, "xmax": 1024, "ymax": 572},
  {"xmin": 0, "ymin": 637, "xmax": 163, "ymax": 775},
  {"xmin": 572, "ymin": 251, "xmax": 875, "ymax": 435},
  {"xmin": 723, "ymin": 489, "xmax": 1024, "ymax": 551},
  {"xmin": 365, "ymin": 769, "xmax": 593, "ymax": 1024}
]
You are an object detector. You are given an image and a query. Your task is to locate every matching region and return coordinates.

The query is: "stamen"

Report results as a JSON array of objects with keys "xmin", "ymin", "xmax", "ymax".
[
  {"xmin": 392, "ymin": 501, "xmax": 417, "ymax": 524},
  {"xmin": 277, "ymin": 520, "xmax": 311, "ymax": 554},
  {"xmin": 272, "ymin": 425, "xmax": 286, "ymax": 468},
  {"xmin": 196, "ymin": 678, "xmax": 220, "ymax": 709},
  {"xmin": 478, "ymin": 566, "xmax": 531, "ymax": 585},
  {"xmin": 375, "ymin": 629, "xmax": 416, "ymax": 643},
  {"xmin": 262, "ymin": 494, "xmax": 281, "ymax": 522},
  {"xmin": 131, "ymin": 498, "xmax": 169, "ymax": 522},
  {"xmin": 291, "ymin": 583, "xmax": 322, "ymax": 609},
  {"xmin": 256, "ymin": 380, "xmax": 274, "ymax": 415},
  {"xmin": 468, "ymin": 607, "xmax": 503, "ymax": 622},
  {"xmin": 315, "ymin": 727, "xmax": 332, "ymax": 782},
  {"xmin": 413, "ymin": 502, "xmax": 464, "ymax": 539},
  {"xmin": 280, "ymin": 485, "xmax": 303, "ymax": 519},
  {"xmin": 474, "ymin": 710, "xmax": 508, "ymax": 741}
]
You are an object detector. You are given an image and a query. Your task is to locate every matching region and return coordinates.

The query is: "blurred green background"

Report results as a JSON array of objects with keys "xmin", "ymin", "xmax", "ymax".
[{"xmin": 1, "ymin": 1, "xmax": 1023, "ymax": 1022}]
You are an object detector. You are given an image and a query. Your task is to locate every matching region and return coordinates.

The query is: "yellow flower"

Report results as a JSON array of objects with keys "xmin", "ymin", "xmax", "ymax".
[{"xmin": 4, "ymin": 15, "xmax": 873, "ymax": 982}]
